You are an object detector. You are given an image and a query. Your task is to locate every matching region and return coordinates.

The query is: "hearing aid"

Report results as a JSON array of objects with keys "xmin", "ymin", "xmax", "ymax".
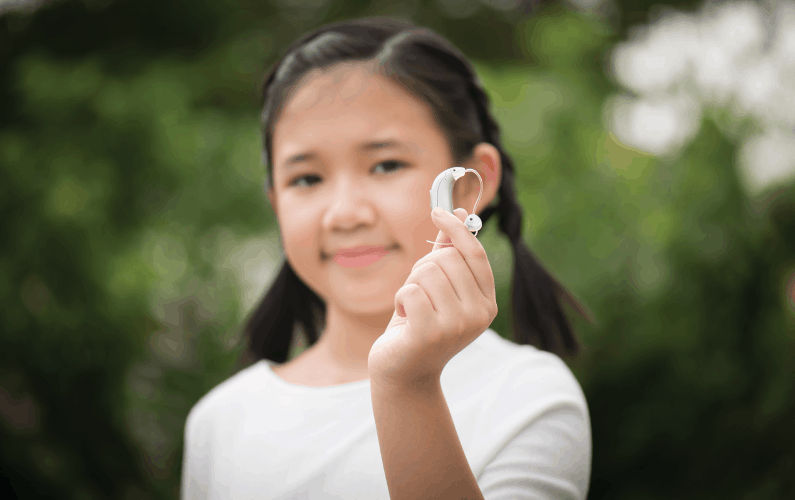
[{"xmin": 427, "ymin": 167, "xmax": 484, "ymax": 246}]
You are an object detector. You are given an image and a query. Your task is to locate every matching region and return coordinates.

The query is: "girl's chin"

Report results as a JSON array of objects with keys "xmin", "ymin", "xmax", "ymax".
[
  {"xmin": 339, "ymin": 298, "xmax": 395, "ymax": 317},
  {"xmin": 328, "ymin": 290, "xmax": 396, "ymax": 317}
]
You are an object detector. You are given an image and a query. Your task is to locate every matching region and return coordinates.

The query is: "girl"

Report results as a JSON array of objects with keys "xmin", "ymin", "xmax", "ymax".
[{"xmin": 182, "ymin": 16, "xmax": 595, "ymax": 500}]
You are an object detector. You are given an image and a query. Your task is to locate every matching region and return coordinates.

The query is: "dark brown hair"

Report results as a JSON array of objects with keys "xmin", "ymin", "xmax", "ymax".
[{"xmin": 246, "ymin": 16, "xmax": 595, "ymax": 363}]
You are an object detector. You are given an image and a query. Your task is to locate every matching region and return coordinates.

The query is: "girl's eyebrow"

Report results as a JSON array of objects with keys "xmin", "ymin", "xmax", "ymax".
[
  {"xmin": 359, "ymin": 139, "xmax": 411, "ymax": 154},
  {"xmin": 283, "ymin": 152, "xmax": 317, "ymax": 168},
  {"xmin": 282, "ymin": 139, "xmax": 411, "ymax": 168}
]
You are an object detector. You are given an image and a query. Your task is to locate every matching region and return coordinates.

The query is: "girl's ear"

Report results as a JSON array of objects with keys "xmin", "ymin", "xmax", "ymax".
[{"xmin": 460, "ymin": 142, "xmax": 502, "ymax": 211}]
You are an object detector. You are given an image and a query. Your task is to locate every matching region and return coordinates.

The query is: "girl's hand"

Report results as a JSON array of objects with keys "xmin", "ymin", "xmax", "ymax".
[{"xmin": 368, "ymin": 207, "xmax": 498, "ymax": 392}]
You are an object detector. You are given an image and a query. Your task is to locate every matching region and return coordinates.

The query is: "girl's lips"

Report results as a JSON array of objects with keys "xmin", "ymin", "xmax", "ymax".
[
  {"xmin": 335, "ymin": 246, "xmax": 388, "ymax": 257},
  {"xmin": 332, "ymin": 246, "xmax": 391, "ymax": 268}
]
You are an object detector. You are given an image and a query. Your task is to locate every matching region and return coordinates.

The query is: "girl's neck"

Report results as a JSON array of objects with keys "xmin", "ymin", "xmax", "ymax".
[{"xmin": 313, "ymin": 304, "xmax": 393, "ymax": 376}]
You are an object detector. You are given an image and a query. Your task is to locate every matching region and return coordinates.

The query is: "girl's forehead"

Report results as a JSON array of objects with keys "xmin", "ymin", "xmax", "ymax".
[
  {"xmin": 272, "ymin": 65, "xmax": 443, "ymax": 157},
  {"xmin": 280, "ymin": 65, "xmax": 434, "ymax": 123},
  {"xmin": 284, "ymin": 63, "xmax": 384, "ymax": 111}
]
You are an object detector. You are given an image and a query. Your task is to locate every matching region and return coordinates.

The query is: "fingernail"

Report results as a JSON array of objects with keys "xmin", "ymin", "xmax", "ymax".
[{"xmin": 432, "ymin": 207, "xmax": 445, "ymax": 217}]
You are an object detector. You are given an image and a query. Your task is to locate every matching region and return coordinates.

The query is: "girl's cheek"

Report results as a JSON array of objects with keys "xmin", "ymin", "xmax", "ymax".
[
  {"xmin": 386, "ymin": 194, "xmax": 431, "ymax": 247},
  {"xmin": 279, "ymin": 198, "xmax": 320, "ymax": 250}
]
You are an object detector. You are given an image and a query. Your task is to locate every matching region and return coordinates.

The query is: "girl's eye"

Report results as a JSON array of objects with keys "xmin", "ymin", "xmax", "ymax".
[
  {"xmin": 290, "ymin": 174, "xmax": 321, "ymax": 188},
  {"xmin": 288, "ymin": 161, "xmax": 406, "ymax": 187},
  {"xmin": 373, "ymin": 160, "xmax": 408, "ymax": 175}
]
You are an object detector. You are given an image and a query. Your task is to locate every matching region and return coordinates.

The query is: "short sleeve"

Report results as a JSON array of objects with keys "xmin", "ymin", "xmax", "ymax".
[
  {"xmin": 477, "ymin": 405, "xmax": 592, "ymax": 500},
  {"xmin": 181, "ymin": 402, "xmax": 214, "ymax": 500}
]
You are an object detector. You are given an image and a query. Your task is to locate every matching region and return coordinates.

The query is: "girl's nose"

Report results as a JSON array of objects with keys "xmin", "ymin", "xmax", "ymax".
[{"xmin": 321, "ymin": 176, "xmax": 377, "ymax": 232}]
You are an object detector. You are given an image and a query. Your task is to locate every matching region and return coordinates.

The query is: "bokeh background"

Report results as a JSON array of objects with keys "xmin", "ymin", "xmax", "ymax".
[{"xmin": 2, "ymin": 0, "xmax": 794, "ymax": 498}]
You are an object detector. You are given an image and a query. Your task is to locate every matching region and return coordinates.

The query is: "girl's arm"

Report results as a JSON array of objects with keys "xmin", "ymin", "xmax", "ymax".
[
  {"xmin": 369, "ymin": 207, "xmax": 499, "ymax": 500},
  {"xmin": 370, "ymin": 376, "xmax": 484, "ymax": 500}
]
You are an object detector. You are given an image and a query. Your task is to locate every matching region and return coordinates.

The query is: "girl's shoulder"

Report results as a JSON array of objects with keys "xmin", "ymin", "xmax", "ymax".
[
  {"xmin": 185, "ymin": 360, "xmax": 270, "ymax": 431},
  {"xmin": 450, "ymin": 328, "xmax": 587, "ymax": 408},
  {"xmin": 467, "ymin": 328, "xmax": 576, "ymax": 376}
]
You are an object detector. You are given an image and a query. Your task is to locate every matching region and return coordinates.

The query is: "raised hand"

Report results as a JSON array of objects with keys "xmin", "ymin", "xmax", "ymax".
[{"xmin": 368, "ymin": 207, "xmax": 498, "ymax": 391}]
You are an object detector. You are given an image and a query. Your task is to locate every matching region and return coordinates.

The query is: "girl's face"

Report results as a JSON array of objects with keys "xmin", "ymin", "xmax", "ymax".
[{"xmin": 269, "ymin": 63, "xmax": 472, "ymax": 317}]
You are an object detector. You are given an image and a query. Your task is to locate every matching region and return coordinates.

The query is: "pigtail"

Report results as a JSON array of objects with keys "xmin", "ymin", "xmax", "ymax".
[
  {"xmin": 245, "ymin": 261, "xmax": 325, "ymax": 363},
  {"xmin": 468, "ymin": 79, "xmax": 596, "ymax": 358}
]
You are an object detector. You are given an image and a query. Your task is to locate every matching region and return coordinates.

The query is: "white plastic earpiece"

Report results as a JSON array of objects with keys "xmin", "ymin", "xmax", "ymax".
[
  {"xmin": 427, "ymin": 167, "xmax": 484, "ymax": 246},
  {"xmin": 464, "ymin": 214, "xmax": 482, "ymax": 232}
]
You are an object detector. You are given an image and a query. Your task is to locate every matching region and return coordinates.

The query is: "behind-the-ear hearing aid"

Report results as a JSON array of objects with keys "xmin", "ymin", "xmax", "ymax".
[{"xmin": 427, "ymin": 167, "xmax": 484, "ymax": 246}]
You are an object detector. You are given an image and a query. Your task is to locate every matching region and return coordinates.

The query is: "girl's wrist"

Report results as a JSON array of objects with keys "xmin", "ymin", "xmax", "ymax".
[{"xmin": 369, "ymin": 369, "xmax": 443, "ymax": 398}]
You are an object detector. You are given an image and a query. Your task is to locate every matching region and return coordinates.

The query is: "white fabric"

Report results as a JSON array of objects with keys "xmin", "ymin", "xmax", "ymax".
[{"xmin": 181, "ymin": 328, "xmax": 592, "ymax": 500}]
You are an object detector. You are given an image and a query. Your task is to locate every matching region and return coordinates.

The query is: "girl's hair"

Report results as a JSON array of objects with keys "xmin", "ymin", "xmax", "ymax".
[{"xmin": 246, "ymin": 16, "xmax": 596, "ymax": 363}]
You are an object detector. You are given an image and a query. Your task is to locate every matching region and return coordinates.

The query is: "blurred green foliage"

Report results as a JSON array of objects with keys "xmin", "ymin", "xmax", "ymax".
[{"xmin": 1, "ymin": 1, "xmax": 794, "ymax": 499}]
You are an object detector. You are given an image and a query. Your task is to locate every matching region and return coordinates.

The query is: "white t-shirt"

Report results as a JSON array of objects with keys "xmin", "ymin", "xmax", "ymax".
[{"xmin": 181, "ymin": 328, "xmax": 592, "ymax": 500}]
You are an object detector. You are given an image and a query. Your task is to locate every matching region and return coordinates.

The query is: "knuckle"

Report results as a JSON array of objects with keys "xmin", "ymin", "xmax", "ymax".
[
  {"xmin": 484, "ymin": 306, "xmax": 495, "ymax": 324},
  {"xmin": 445, "ymin": 251, "xmax": 464, "ymax": 267},
  {"xmin": 439, "ymin": 247, "xmax": 459, "ymax": 260},
  {"xmin": 411, "ymin": 256, "xmax": 429, "ymax": 273},
  {"xmin": 472, "ymin": 246, "xmax": 489, "ymax": 262},
  {"xmin": 423, "ymin": 261, "xmax": 443, "ymax": 276},
  {"xmin": 411, "ymin": 261, "xmax": 437, "ymax": 281},
  {"xmin": 477, "ymin": 310, "xmax": 491, "ymax": 328},
  {"xmin": 397, "ymin": 283, "xmax": 419, "ymax": 299},
  {"xmin": 478, "ymin": 299, "xmax": 497, "ymax": 324},
  {"xmin": 453, "ymin": 315, "xmax": 467, "ymax": 333},
  {"xmin": 418, "ymin": 260, "xmax": 440, "ymax": 273}
]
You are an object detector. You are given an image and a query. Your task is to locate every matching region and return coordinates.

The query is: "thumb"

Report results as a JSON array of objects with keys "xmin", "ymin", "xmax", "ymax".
[{"xmin": 431, "ymin": 207, "xmax": 468, "ymax": 252}]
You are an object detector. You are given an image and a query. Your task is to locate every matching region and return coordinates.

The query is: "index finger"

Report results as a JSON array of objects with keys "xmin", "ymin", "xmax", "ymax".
[
  {"xmin": 431, "ymin": 208, "xmax": 467, "ymax": 252},
  {"xmin": 430, "ymin": 207, "xmax": 495, "ymax": 300}
]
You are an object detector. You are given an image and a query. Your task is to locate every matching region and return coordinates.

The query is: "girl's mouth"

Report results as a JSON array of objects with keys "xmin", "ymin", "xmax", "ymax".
[{"xmin": 330, "ymin": 245, "xmax": 394, "ymax": 268}]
